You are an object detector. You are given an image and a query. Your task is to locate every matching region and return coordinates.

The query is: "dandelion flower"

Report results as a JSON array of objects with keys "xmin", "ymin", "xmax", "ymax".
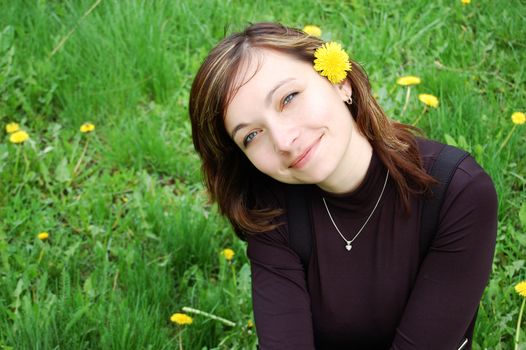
[
  {"xmin": 313, "ymin": 42, "xmax": 351, "ymax": 84},
  {"xmin": 247, "ymin": 320, "xmax": 254, "ymax": 328},
  {"xmin": 516, "ymin": 281, "xmax": 526, "ymax": 298},
  {"xmin": 170, "ymin": 313, "xmax": 193, "ymax": 325},
  {"xmin": 222, "ymin": 248, "xmax": 235, "ymax": 261},
  {"xmin": 418, "ymin": 94, "xmax": 439, "ymax": 108},
  {"xmin": 461, "ymin": 0, "xmax": 471, "ymax": 4},
  {"xmin": 498, "ymin": 112, "xmax": 525, "ymax": 153},
  {"xmin": 6, "ymin": 122, "xmax": 20, "ymax": 133},
  {"xmin": 9, "ymin": 130, "xmax": 29, "ymax": 144},
  {"xmin": 396, "ymin": 76, "xmax": 421, "ymax": 86},
  {"xmin": 511, "ymin": 112, "xmax": 525, "ymax": 125},
  {"xmin": 38, "ymin": 232, "xmax": 49, "ymax": 241},
  {"xmin": 80, "ymin": 122, "xmax": 95, "ymax": 133},
  {"xmin": 303, "ymin": 25, "xmax": 322, "ymax": 38}
]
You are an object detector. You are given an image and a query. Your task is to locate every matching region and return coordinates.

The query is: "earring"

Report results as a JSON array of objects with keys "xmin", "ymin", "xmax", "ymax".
[{"xmin": 346, "ymin": 96, "xmax": 352, "ymax": 105}]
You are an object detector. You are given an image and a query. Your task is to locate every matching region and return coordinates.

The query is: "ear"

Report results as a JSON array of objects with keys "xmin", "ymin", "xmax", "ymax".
[{"xmin": 336, "ymin": 79, "xmax": 352, "ymax": 102}]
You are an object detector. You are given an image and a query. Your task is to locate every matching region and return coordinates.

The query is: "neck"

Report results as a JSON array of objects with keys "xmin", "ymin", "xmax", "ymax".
[{"xmin": 317, "ymin": 120, "xmax": 373, "ymax": 194}]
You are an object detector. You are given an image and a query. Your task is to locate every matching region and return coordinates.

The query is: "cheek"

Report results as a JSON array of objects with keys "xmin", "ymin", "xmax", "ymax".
[
  {"xmin": 245, "ymin": 148, "xmax": 276, "ymax": 175},
  {"xmin": 303, "ymin": 88, "xmax": 343, "ymax": 122}
]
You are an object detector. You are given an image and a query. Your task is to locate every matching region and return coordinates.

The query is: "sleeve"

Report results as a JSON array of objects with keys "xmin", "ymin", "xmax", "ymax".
[
  {"xmin": 247, "ymin": 218, "xmax": 316, "ymax": 350},
  {"xmin": 390, "ymin": 156, "xmax": 498, "ymax": 350}
]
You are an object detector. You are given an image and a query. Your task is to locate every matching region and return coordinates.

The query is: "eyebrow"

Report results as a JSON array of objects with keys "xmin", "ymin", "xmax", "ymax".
[
  {"xmin": 230, "ymin": 77, "xmax": 296, "ymax": 141},
  {"xmin": 265, "ymin": 77, "xmax": 295, "ymax": 107},
  {"xmin": 230, "ymin": 123, "xmax": 249, "ymax": 140}
]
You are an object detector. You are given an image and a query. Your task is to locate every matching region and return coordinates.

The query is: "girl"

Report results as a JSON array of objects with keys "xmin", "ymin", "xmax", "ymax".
[{"xmin": 189, "ymin": 22, "xmax": 497, "ymax": 350}]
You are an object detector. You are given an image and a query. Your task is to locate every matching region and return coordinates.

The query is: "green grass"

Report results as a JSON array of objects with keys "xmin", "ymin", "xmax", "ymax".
[{"xmin": 0, "ymin": 0, "xmax": 525, "ymax": 348}]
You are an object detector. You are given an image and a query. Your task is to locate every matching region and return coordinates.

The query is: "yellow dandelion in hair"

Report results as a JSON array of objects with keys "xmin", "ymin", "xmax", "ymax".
[
  {"xmin": 303, "ymin": 25, "xmax": 322, "ymax": 38},
  {"xmin": 38, "ymin": 232, "xmax": 49, "ymax": 241},
  {"xmin": 516, "ymin": 281, "xmax": 526, "ymax": 298},
  {"xmin": 396, "ymin": 76, "xmax": 421, "ymax": 86},
  {"xmin": 461, "ymin": 0, "xmax": 471, "ymax": 4},
  {"xmin": 511, "ymin": 112, "xmax": 525, "ymax": 125},
  {"xmin": 418, "ymin": 94, "xmax": 439, "ymax": 108},
  {"xmin": 80, "ymin": 122, "xmax": 95, "ymax": 133},
  {"xmin": 313, "ymin": 42, "xmax": 351, "ymax": 84},
  {"xmin": 221, "ymin": 248, "xmax": 235, "ymax": 261},
  {"xmin": 6, "ymin": 122, "xmax": 20, "ymax": 134},
  {"xmin": 9, "ymin": 130, "xmax": 29, "ymax": 144},
  {"xmin": 170, "ymin": 313, "xmax": 193, "ymax": 325}
]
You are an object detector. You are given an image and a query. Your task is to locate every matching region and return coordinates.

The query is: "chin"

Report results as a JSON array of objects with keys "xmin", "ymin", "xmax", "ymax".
[{"xmin": 298, "ymin": 172, "xmax": 332, "ymax": 186}]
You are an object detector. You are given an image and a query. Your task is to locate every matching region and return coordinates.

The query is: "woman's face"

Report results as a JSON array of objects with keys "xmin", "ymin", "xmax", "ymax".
[{"xmin": 224, "ymin": 48, "xmax": 357, "ymax": 192}]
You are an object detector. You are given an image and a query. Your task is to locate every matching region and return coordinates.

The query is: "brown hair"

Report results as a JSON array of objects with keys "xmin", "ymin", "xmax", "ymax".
[{"xmin": 189, "ymin": 22, "xmax": 436, "ymax": 240}]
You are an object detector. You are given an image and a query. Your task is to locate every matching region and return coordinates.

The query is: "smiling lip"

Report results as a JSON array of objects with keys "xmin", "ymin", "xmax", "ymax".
[{"xmin": 289, "ymin": 135, "xmax": 322, "ymax": 169}]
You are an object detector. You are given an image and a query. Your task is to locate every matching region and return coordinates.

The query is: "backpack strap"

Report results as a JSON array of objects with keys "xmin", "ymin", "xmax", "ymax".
[
  {"xmin": 419, "ymin": 144, "xmax": 469, "ymax": 263},
  {"xmin": 286, "ymin": 184, "xmax": 312, "ymax": 269},
  {"xmin": 420, "ymin": 144, "xmax": 474, "ymax": 347}
]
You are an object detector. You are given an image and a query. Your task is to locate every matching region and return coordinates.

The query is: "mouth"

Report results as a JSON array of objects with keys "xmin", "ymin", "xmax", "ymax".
[{"xmin": 289, "ymin": 135, "xmax": 323, "ymax": 169}]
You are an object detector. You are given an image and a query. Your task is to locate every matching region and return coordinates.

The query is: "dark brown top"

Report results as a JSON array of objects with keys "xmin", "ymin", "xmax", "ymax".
[{"xmin": 247, "ymin": 139, "xmax": 497, "ymax": 349}]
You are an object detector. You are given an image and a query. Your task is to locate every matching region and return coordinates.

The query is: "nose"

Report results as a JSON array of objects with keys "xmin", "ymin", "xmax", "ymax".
[{"xmin": 268, "ymin": 120, "xmax": 300, "ymax": 154}]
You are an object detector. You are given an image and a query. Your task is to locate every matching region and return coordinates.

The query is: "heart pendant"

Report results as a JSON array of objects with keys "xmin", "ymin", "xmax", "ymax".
[{"xmin": 345, "ymin": 244, "xmax": 352, "ymax": 251}]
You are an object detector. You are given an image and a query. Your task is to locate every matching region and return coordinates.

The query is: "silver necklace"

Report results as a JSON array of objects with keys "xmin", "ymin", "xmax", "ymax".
[{"xmin": 322, "ymin": 169, "xmax": 389, "ymax": 252}]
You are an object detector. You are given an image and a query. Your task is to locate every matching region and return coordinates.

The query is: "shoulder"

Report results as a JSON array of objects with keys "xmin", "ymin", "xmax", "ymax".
[
  {"xmin": 415, "ymin": 137, "xmax": 459, "ymax": 172},
  {"xmin": 415, "ymin": 137, "xmax": 498, "ymax": 224},
  {"xmin": 246, "ymin": 181, "xmax": 292, "ymax": 251},
  {"xmin": 415, "ymin": 137, "xmax": 495, "ymax": 190},
  {"xmin": 440, "ymin": 155, "xmax": 498, "ymax": 222},
  {"xmin": 246, "ymin": 181, "xmax": 311, "ymax": 267}
]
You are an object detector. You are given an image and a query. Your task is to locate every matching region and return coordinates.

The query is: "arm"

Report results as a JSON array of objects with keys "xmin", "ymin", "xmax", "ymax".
[
  {"xmin": 391, "ymin": 156, "xmax": 498, "ymax": 349},
  {"xmin": 247, "ymin": 221, "xmax": 316, "ymax": 349}
]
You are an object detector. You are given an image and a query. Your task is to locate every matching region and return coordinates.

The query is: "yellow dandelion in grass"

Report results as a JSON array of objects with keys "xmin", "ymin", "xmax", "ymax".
[
  {"xmin": 6, "ymin": 122, "xmax": 20, "ymax": 133},
  {"xmin": 303, "ymin": 25, "xmax": 322, "ymax": 38},
  {"xmin": 396, "ymin": 76, "xmax": 421, "ymax": 86},
  {"xmin": 511, "ymin": 112, "xmax": 525, "ymax": 125},
  {"xmin": 37, "ymin": 232, "xmax": 49, "ymax": 241},
  {"xmin": 398, "ymin": 76, "xmax": 421, "ymax": 114},
  {"xmin": 9, "ymin": 130, "xmax": 29, "ymax": 144},
  {"xmin": 247, "ymin": 320, "xmax": 254, "ymax": 329},
  {"xmin": 313, "ymin": 42, "xmax": 351, "ymax": 84},
  {"xmin": 170, "ymin": 313, "xmax": 193, "ymax": 325},
  {"xmin": 461, "ymin": 0, "xmax": 471, "ymax": 4},
  {"xmin": 418, "ymin": 94, "xmax": 439, "ymax": 108},
  {"xmin": 221, "ymin": 248, "xmax": 235, "ymax": 261},
  {"xmin": 80, "ymin": 122, "xmax": 95, "ymax": 133},
  {"xmin": 498, "ymin": 112, "xmax": 525, "ymax": 153},
  {"xmin": 516, "ymin": 281, "xmax": 526, "ymax": 298}
]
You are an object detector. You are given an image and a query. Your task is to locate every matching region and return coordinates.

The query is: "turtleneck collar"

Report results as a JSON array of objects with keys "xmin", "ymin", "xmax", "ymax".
[{"xmin": 313, "ymin": 149, "xmax": 391, "ymax": 215}]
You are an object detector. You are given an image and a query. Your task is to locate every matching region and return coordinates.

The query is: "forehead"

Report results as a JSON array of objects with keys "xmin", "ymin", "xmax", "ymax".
[
  {"xmin": 233, "ymin": 48, "xmax": 312, "ymax": 91},
  {"xmin": 226, "ymin": 48, "xmax": 313, "ymax": 114}
]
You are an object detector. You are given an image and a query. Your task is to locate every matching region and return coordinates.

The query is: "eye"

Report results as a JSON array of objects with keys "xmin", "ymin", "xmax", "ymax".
[
  {"xmin": 281, "ymin": 92, "xmax": 298, "ymax": 108},
  {"xmin": 243, "ymin": 130, "xmax": 259, "ymax": 147}
]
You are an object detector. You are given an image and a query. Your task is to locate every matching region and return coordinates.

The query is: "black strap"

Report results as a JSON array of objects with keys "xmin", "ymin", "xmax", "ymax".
[
  {"xmin": 419, "ymin": 144, "xmax": 474, "ymax": 347},
  {"xmin": 286, "ymin": 184, "xmax": 312, "ymax": 268},
  {"xmin": 419, "ymin": 144, "xmax": 469, "ymax": 263}
]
